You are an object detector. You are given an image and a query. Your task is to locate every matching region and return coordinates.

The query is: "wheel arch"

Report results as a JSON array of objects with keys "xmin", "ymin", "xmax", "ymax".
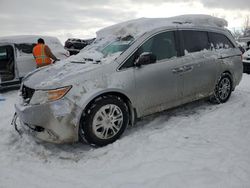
[
  {"xmin": 79, "ymin": 90, "xmax": 137, "ymax": 130},
  {"xmin": 222, "ymin": 70, "xmax": 232, "ymax": 76}
]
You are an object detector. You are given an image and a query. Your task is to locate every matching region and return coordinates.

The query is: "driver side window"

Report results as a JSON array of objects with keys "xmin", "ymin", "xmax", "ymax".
[{"xmin": 121, "ymin": 31, "xmax": 177, "ymax": 69}]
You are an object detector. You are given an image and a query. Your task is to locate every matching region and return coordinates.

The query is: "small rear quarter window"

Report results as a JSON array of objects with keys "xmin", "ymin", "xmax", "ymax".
[{"xmin": 208, "ymin": 32, "xmax": 234, "ymax": 49}]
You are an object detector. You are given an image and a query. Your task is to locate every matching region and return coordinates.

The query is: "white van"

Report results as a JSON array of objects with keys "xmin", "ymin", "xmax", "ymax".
[{"xmin": 0, "ymin": 35, "xmax": 69, "ymax": 90}]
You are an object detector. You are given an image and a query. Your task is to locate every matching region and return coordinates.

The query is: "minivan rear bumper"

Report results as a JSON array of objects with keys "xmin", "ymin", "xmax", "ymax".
[{"xmin": 14, "ymin": 98, "xmax": 81, "ymax": 143}]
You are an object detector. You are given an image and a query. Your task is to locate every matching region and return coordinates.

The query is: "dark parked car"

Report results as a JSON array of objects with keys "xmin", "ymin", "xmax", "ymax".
[{"xmin": 64, "ymin": 38, "xmax": 95, "ymax": 55}]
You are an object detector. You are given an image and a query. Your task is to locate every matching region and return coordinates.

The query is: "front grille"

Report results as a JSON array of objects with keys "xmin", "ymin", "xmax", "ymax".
[{"xmin": 21, "ymin": 85, "xmax": 35, "ymax": 103}]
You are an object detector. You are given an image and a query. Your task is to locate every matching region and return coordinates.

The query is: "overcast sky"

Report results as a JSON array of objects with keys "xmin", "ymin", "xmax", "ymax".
[{"xmin": 0, "ymin": 0, "xmax": 249, "ymax": 43}]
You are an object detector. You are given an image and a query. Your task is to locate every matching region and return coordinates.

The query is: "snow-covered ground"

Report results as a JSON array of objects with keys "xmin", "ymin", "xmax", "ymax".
[{"xmin": 0, "ymin": 75, "xmax": 250, "ymax": 188}]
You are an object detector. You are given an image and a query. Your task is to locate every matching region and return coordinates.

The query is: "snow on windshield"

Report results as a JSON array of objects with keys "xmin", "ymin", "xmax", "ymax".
[{"xmin": 68, "ymin": 14, "xmax": 228, "ymax": 63}]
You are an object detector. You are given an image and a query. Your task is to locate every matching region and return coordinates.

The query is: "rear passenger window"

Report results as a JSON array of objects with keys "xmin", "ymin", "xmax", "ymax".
[
  {"xmin": 182, "ymin": 30, "xmax": 209, "ymax": 53},
  {"xmin": 208, "ymin": 32, "xmax": 234, "ymax": 49}
]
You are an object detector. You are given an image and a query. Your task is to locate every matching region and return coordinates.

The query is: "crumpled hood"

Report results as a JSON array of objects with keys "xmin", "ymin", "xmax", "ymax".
[{"xmin": 23, "ymin": 60, "xmax": 104, "ymax": 89}]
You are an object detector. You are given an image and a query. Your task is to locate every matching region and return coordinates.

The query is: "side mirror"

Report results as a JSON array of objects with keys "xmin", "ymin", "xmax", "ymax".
[{"xmin": 135, "ymin": 52, "xmax": 156, "ymax": 67}]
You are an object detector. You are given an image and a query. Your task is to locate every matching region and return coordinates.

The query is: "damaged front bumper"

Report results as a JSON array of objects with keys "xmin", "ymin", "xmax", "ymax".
[{"xmin": 13, "ymin": 97, "xmax": 82, "ymax": 143}]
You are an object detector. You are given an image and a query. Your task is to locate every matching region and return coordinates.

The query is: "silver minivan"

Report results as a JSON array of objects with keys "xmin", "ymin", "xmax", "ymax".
[{"xmin": 14, "ymin": 16, "xmax": 243, "ymax": 146}]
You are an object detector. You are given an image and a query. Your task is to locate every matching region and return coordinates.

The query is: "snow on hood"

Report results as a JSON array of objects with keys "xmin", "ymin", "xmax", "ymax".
[
  {"xmin": 24, "ymin": 60, "xmax": 102, "ymax": 88},
  {"xmin": 22, "ymin": 49, "xmax": 121, "ymax": 89},
  {"xmin": 68, "ymin": 14, "xmax": 227, "ymax": 63}
]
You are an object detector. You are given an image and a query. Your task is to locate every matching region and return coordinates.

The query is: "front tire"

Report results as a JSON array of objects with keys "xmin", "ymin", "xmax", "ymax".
[
  {"xmin": 210, "ymin": 73, "xmax": 233, "ymax": 104},
  {"xmin": 79, "ymin": 95, "xmax": 129, "ymax": 146}
]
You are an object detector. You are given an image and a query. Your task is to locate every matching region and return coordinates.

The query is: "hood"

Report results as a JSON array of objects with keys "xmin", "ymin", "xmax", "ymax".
[
  {"xmin": 23, "ymin": 60, "xmax": 106, "ymax": 90},
  {"xmin": 22, "ymin": 44, "xmax": 121, "ymax": 90}
]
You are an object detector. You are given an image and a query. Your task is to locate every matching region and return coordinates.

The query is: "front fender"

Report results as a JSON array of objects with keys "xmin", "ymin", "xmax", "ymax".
[{"xmin": 67, "ymin": 86, "xmax": 136, "ymax": 128}]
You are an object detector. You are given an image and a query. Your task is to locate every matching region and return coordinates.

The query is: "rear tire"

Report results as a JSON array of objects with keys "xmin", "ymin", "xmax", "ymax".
[
  {"xmin": 209, "ymin": 73, "xmax": 232, "ymax": 104},
  {"xmin": 79, "ymin": 95, "xmax": 129, "ymax": 146}
]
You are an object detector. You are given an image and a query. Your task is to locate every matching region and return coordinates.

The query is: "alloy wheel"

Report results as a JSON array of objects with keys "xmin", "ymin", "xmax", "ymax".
[
  {"xmin": 218, "ymin": 77, "xmax": 231, "ymax": 101},
  {"xmin": 92, "ymin": 104, "xmax": 123, "ymax": 139}
]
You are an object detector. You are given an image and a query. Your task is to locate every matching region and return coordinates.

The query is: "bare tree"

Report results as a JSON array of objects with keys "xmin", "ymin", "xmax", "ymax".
[
  {"xmin": 242, "ymin": 15, "xmax": 250, "ymax": 37},
  {"xmin": 231, "ymin": 28, "xmax": 243, "ymax": 39}
]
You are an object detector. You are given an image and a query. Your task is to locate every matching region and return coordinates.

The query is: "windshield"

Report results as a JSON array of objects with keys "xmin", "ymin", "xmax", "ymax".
[
  {"xmin": 101, "ymin": 36, "xmax": 134, "ymax": 57},
  {"xmin": 67, "ymin": 35, "xmax": 134, "ymax": 64}
]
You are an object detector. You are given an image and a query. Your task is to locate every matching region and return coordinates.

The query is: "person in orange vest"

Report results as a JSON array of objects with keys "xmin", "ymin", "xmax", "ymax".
[{"xmin": 33, "ymin": 38, "xmax": 58, "ymax": 68}]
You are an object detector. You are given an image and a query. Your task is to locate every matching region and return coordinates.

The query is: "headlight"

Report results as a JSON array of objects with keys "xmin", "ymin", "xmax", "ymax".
[{"xmin": 30, "ymin": 86, "xmax": 72, "ymax": 105}]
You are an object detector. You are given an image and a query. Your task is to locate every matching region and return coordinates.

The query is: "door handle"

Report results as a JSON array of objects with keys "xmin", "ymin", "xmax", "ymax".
[
  {"xmin": 172, "ymin": 67, "xmax": 184, "ymax": 74},
  {"xmin": 183, "ymin": 65, "xmax": 193, "ymax": 72},
  {"xmin": 172, "ymin": 65, "xmax": 193, "ymax": 74},
  {"xmin": 172, "ymin": 68, "xmax": 178, "ymax": 73}
]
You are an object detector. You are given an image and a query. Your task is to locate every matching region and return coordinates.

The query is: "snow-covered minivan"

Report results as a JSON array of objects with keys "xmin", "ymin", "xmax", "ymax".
[
  {"xmin": 14, "ymin": 15, "xmax": 243, "ymax": 146},
  {"xmin": 0, "ymin": 35, "xmax": 69, "ymax": 90}
]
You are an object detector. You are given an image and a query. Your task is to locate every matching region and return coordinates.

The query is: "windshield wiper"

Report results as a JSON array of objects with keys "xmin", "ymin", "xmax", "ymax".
[
  {"xmin": 83, "ymin": 58, "xmax": 101, "ymax": 64},
  {"xmin": 70, "ymin": 61, "xmax": 86, "ymax": 64},
  {"xmin": 83, "ymin": 58, "xmax": 94, "ymax": 61}
]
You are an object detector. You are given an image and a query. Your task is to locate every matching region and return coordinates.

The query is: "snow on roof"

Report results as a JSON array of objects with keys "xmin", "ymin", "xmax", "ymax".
[
  {"xmin": 97, "ymin": 14, "xmax": 228, "ymax": 39},
  {"xmin": 0, "ymin": 35, "xmax": 59, "ymax": 44}
]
